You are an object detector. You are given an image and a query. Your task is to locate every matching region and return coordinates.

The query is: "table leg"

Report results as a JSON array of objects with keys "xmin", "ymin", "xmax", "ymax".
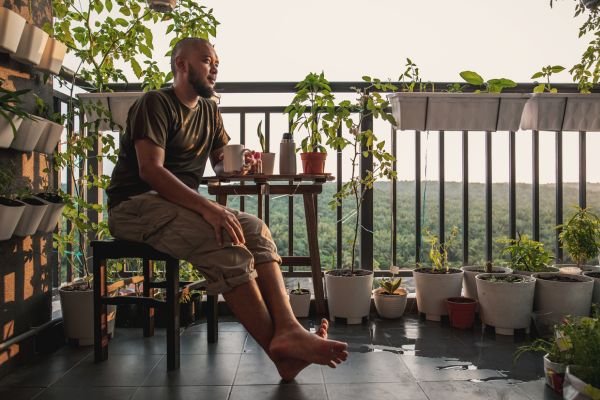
[
  {"xmin": 216, "ymin": 194, "xmax": 228, "ymax": 206},
  {"xmin": 303, "ymin": 193, "xmax": 326, "ymax": 317}
]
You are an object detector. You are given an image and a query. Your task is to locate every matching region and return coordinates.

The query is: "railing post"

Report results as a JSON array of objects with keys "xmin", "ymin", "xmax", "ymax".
[
  {"xmin": 462, "ymin": 131, "xmax": 469, "ymax": 265},
  {"xmin": 532, "ymin": 130, "xmax": 540, "ymax": 241},
  {"xmin": 556, "ymin": 131, "xmax": 563, "ymax": 262},
  {"xmin": 360, "ymin": 113, "xmax": 374, "ymax": 270},
  {"xmin": 579, "ymin": 131, "xmax": 587, "ymax": 209}
]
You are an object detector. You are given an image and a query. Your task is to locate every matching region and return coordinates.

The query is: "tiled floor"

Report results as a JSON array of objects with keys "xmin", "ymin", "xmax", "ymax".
[{"xmin": 0, "ymin": 315, "xmax": 560, "ymax": 400}]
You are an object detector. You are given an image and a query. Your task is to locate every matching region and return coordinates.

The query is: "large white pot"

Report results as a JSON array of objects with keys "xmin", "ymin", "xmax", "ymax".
[
  {"xmin": 13, "ymin": 197, "xmax": 48, "ymax": 237},
  {"xmin": 59, "ymin": 287, "xmax": 116, "ymax": 346},
  {"xmin": 533, "ymin": 273, "xmax": 594, "ymax": 325},
  {"xmin": 475, "ymin": 273, "xmax": 536, "ymax": 335},
  {"xmin": 0, "ymin": 113, "xmax": 23, "ymax": 148},
  {"xmin": 325, "ymin": 270, "xmax": 373, "ymax": 324},
  {"xmin": 33, "ymin": 193, "xmax": 65, "ymax": 233},
  {"xmin": 413, "ymin": 268, "xmax": 464, "ymax": 321},
  {"xmin": 13, "ymin": 23, "xmax": 49, "ymax": 65},
  {"xmin": 461, "ymin": 265, "xmax": 512, "ymax": 300},
  {"xmin": 0, "ymin": 7, "xmax": 26, "ymax": 54},
  {"xmin": 373, "ymin": 287, "xmax": 408, "ymax": 319},
  {"xmin": 0, "ymin": 198, "xmax": 26, "ymax": 241},
  {"xmin": 388, "ymin": 92, "xmax": 428, "ymax": 131},
  {"xmin": 289, "ymin": 289, "xmax": 311, "ymax": 318},
  {"xmin": 10, "ymin": 116, "xmax": 47, "ymax": 152},
  {"xmin": 37, "ymin": 37, "xmax": 67, "ymax": 75},
  {"xmin": 426, "ymin": 93, "xmax": 500, "ymax": 131},
  {"xmin": 78, "ymin": 92, "xmax": 142, "ymax": 131},
  {"xmin": 34, "ymin": 120, "xmax": 64, "ymax": 154},
  {"xmin": 582, "ymin": 270, "xmax": 600, "ymax": 305}
]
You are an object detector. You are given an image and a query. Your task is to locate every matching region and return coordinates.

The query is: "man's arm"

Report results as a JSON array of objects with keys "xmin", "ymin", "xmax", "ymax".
[
  {"xmin": 135, "ymin": 138, "xmax": 244, "ymax": 245},
  {"xmin": 209, "ymin": 146, "xmax": 225, "ymax": 176}
]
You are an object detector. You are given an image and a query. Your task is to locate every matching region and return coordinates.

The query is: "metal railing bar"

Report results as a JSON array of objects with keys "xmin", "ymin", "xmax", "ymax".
[
  {"xmin": 415, "ymin": 131, "xmax": 422, "ymax": 264},
  {"xmin": 239, "ymin": 113, "xmax": 245, "ymax": 212},
  {"xmin": 462, "ymin": 130, "xmax": 469, "ymax": 265},
  {"xmin": 439, "ymin": 130, "xmax": 445, "ymax": 246},
  {"xmin": 337, "ymin": 126, "xmax": 343, "ymax": 269},
  {"xmin": 509, "ymin": 131, "xmax": 516, "ymax": 240},
  {"xmin": 391, "ymin": 125, "xmax": 397, "ymax": 266},
  {"xmin": 264, "ymin": 112, "xmax": 270, "ymax": 226},
  {"xmin": 485, "ymin": 130, "xmax": 492, "ymax": 262},
  {"xmin": 532, "ymin": 130, "xmax": 540, "ymax": 241},
  {"xmin": 556, "ymin": 131, "xmax": 563, "ymax": 261},
  {"xmin": 579, "ymin": 131, "xmax": 587, "ymax": 209}
]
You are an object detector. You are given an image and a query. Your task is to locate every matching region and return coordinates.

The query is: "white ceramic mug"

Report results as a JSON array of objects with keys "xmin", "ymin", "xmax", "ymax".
[{"xmin": 223, "ymin": 144, "xmax": 252, "ymax": 173}]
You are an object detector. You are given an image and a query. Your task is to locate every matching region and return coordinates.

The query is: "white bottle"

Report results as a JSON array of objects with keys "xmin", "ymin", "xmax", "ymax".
[{"xmin": 279, "ymin": 132, "xmax": 296, "ymax": 175}]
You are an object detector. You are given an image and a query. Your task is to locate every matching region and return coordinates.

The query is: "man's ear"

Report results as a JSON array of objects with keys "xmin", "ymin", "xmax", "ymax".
[{"xmin": 175, "ymin": 56, "xmax": 187, "ymax": 75}]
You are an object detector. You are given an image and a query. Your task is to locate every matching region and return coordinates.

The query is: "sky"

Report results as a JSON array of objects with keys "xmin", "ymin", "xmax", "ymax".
[{"xmin": 64, "ymin": 0, "xmax": 600, "ymax": 183}]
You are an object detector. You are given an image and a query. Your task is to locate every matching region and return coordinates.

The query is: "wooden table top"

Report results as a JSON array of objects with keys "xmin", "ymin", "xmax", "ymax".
[{"xmin": 200, "ymin": 174, "xmax": 334, "ymax": 185}]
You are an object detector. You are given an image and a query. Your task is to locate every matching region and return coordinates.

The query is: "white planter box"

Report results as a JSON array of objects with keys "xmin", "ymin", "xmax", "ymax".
[
  {"xmin": 461, "ymin": 265, "xmax": 512, "ymax": 301},
  {"xmin": 0, "ymin": 198, "xmax": 26, "ymax": 241},
  {"xmin": 37, "ymin": 37, "xmax": 67, "ymax": 75},
  {"xmin": 33, "ymin": 193, "xmax": 65, "ymax": 233},
  {"xmin": 497, "ymin": 94, "xmax": 530, "ymax": 131},
  {"xmin": 10, "ymin": 116, "xmax": 47, "ymax": 152},
  {"xmin": 518, "ymin": 93, "xmax": 600, "ymax": 132},
  {"xmin": 34, "ymin": 120, "xmax": 64, "ymax": 154},
  {"xmin": 475, "ymin": 273, "xmax": 536, "ymax": 335},
  {"xmin": 388, "ymin": 92, "xmax": 428, "ymax": 131},
  {"xmin": 426, "ymin": 93, "xmax": 500, "ymax": 131},
  {"xmin": 413, "ymin": 268, "xmax": 464, "ymax": 321},
  {"xmin": 13, "ymin": 23, "xmax": 49, "ymax": 65},
  {"xmin": 0, "ymin": 7, "xmax": 26, "ymax": 54},
  {"xmin": 13, "ymin": 197, "xmax": 48, "ymax": 236},
  {"xmin": 78, "ymin": 92, "xmax": 142, "ymax": 131},
  {"xmin": 325, "ymin": 270, "xmax": 373, "ymax": 324},
  {"xmin": 0, "ymin": 113, "xmax": 23, "ymax": 148},
  {"xmin": 533, "ymin": 272, "xmax": 594, "ymax": 325}
]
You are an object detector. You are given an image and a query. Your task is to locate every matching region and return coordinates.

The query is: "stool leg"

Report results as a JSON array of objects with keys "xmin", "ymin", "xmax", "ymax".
[
  {"xmin": 142, "ymin": 258, "xmax": 154, "ymax": 337},
  {"xmin": 94, "ymin": 256, "xmax": 108, "ymax": 363},
  {"xmin": 207, "ymin": 294, "xmax": 218, "ymax": 343},
  {"xmin": 166, "ymin": 258, "xmax": 180, "ymax": 370}
]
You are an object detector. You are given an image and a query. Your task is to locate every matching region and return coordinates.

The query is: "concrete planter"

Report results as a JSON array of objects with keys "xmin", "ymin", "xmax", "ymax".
[
  {"xmin": 13, "ymin": 197, "xmax": 48, "ymax": 236},
  {"xmin": 0, "ymin": 197, "xmax": 26, "ymax": 241},
  {"xmin": 325, "ymin": 270, "xmax": 373, "ymax": 324},
  {"xmin": 476, "ymin": 273, "xmax": 536, "ymax": 335},
  {"xmin": 582, "ymin": 271, "xmax": 600, "ymax": 305},
  {"xmin": 520, "ymin": 93, "xmax": 600, "ymax": 132},
  {"xmin": 533, "ymin": 273, "xmax": 594, "ymax": 325},
  {"xmin": 0, "ymin": 7, "xmax": 26, "ymax": 54},
  {"xmin": 461, "ymin": 265, "xmax": 512, "ymax": 300},
  {"xmin": 373, "ymin": 287, "xmax": 408, "ymax": 319},
  {"xmin": 13, "ymin": 23, "xmax": 49, "ymax": 65},
  {"xmin": 388, "ymin": 92, "xmax": 428, "ymax": 131},
  {"xmin": 496, "ymin": 94, "xmax": 530, "ymax": 131},
  {"xmin": 425, "ymin": 93, "xmax": 500, "ymax": 131},
  {"xmin": 0, "ymin": 113, "xmax": 23, "ymax": 148},
  {"xmin": 289, "ymin": 289, "xmax": 311, "ymax": 318},
  {"xmin": 33, "ymin": 193, "xmax": 65, "ymax": 233},
  {"xmin": 413, "ymin": 267, "xmax": 463, "ymax": 321},
  {"xmin": 78, "ymin": 92, "xmax": 142, "ymax": 131}
]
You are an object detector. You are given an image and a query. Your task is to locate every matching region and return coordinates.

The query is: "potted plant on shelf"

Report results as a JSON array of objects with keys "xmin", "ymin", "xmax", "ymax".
[
  {"xmin": 373, "ymin": 266, "xmax": 408, "ymax": 319},
  {"xmin": 285, "ymin": 71, "xmax": 344, "ymax": 174},
  {"xmin": 324, "ymin": 76, "xmax": 396, "ymax": 324},
  {"xmin": 12, "ymin": 11, "xmax": 49, "ymax": 66},
  {"xmin": 412, "ymin": 226, "xmax": 464, "ymax": 322},
  {"xmin": 0, "ymin": 79, "xmax": 30, "ymax": 149},
  {"xmin": 0, "ymin": 6, "xmax": 27, "ymax": 54},
  {"xmin": 289, "ymin": 282, "xmax": 311, "ymax": 318},
  {"xmin": 388, "ymin": 57, "xmax": 428, "ymax": 131},
  {"xmin": 11, "ymin": 177, "xmax": 49, "ymax": 237},
  {"xmin": 0, "ymin": 165, "xmax": 26, "ymax": 241},
  {"xmin": 256, "ymin": 121, "xmax": 275, "ymax": 175},
  {"xmin": 498, "ymin": 232, "xmax": 557, "ymax": 275},
  {"xmin": 32, "ymin": 94, "xmax": 65, "ymax": 155},
  {"xmin": 556, "ymin": 206, "xmax": 600, "ymax": 274}
]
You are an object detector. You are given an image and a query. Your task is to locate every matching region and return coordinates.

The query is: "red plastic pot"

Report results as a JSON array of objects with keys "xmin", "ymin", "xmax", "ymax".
[{"xmin": 446, "ymin": 297, "xmax": 477, "ymax": 329}]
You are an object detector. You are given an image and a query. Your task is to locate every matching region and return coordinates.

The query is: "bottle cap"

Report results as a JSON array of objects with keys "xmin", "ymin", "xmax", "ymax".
[{"xmin": 282, "ymin": 132, "xmax": 293, "ymax": 140}]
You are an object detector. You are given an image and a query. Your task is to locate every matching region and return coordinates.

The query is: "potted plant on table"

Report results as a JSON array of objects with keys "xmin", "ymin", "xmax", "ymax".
[
  {"xmin": 289, "ymin": 282, "xmax": 311, "ymax": 318},
  {"xmin": 285, "ymin": 72, "xmax": 344, "ymax": 174},
  {"xmin": 256, "ymin": 121, "xmax": 275, "ymax": 175},
  {"xmin": 324, "ymin": 76, "xmax": 396, "ymax": 324},
  {"xmin": 412, "ymin": 226, "xmax": 464, "ymax": 322},
  {"xmin": 373, "ymin": 266, "xmax": 408, "ymax": 319}
]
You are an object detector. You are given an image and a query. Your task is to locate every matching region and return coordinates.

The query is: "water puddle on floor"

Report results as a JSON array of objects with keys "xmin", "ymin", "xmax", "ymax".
[{"xmin": 436, "ymin": 364, "xmax": 478, "ymax": 371}]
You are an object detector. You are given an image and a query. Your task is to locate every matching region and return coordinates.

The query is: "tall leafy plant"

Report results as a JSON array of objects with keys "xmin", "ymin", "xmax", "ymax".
[
  {"xmin": 558, "ymin": 206, "xmax": 600, "ymax": 268},
  {"xmin": 498, "ymin": 232, "xmax": 554, "ymax": 272},
  {"xmin": 328, "ymin": 76, "xmax": 397, "ymax": 273}
]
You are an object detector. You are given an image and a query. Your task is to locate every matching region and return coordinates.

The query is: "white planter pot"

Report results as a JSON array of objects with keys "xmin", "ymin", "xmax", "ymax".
[
  {"xmin": 33, "ymin": 193, "xmax": 65, "ymax": 233},
  {"xmin": 0, "ymin": 198, "xmax": 26, "ymax": 241},
  {"xmin": 325, "ymin": 270, "xmax": 373, "ymax": 324},
  {"xmin": 533, "ymin": 273, "xmax": 594, "ymax": 325},
  {"xmin": 10, "ymin": 116, "xmax": 47, "ymax": 152},
  {"xmin": 426, "ymin": 93, "xmax": 500, "ymax": 131},
  {"xmin": 388, "ymin": 92, "xmax": 428, "ymax": 131},
  {"xmin": 0, "ymin": 7, "xmax": 26, "ymax": 54},
  {"xmin": 413, "ymin": 268, "xmax": 464, "ymax": 321},
  {"xmin": 78, "ymin": 92, "xmax": 142, "ymax": 131},
  {"xmin": 543, "ymin": 354, "xmax": 566, "ymax": 394},
  {"xmin": 261, "ymin": 152, "xmax": 276, "ymax": 175},
  {"xmin": 34, "ymin": 120, "xmax": 64, "ymax": 154},
  {"xmin": 59, "ymin": 287, "xmax": 116, "ymax": 346},
  {"xmin": 373, "ymin": 287, "xmax": 408, "ymax": 319},
  {"xmin": 461, "ymin": 265, "xmax": 512, "ymax": 300},
  {"xmin": 518, "ymin": 93, "xmax": 600, "ymax": 132},
  {"xmin": 37, "ymin": 37, "xmax": 67, "ymax": 75},
  {"xmin": 13, "ymin": 197, "xmax": 48, "ymax": 237},
  {"xmin": 0, "ymin": 113, "xmax": 23, "ymax": 148},
  {"xmin": 289, "ymin": 289, "xmax": 311, "ymax": 318},
  {"xmin": 564, "ymin": 365, "xmax": 600, "ymax": 400},
  {"xmin": 475, "ymin": 273, "xmax": 536, "ymax": 335},
  {"xmin": 582, "ymin": 271, "xmax": 600, "ymax": 305},
  {"xmin": 496, "ymin": 94, "xmax": 530, "ymax": 131},
  {"xmin": 13, "ymin": 23, "xmax": 49, "ymax": 65}
]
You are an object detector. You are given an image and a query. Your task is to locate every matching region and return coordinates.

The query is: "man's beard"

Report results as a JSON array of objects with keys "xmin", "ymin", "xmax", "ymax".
[{"xmin": 188, "ymin": 66, "xmax": 215, "ymax": 99}]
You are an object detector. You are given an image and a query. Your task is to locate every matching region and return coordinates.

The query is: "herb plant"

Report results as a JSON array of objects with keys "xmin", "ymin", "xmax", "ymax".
[
  {"xmin": 424, "ymin": 226, "xmax": 459, "ymax": 272},
  {"xmin": 459, "ymin": 71, "xmax": 517, "ymax": 93},
  {"xmin": 531, "ymin": 65, "xmax": 566, "ymax": 93},
  {"xmin": 377, "ymin": 266, "xmax": 403, "ymax": 295},
  {"xmin": 558, "ymin": 206, "xmax": 600, "ymax": 268},
  {"xmin": 498, "ymin": 233, "xmax": 554, "ymax": 272}
]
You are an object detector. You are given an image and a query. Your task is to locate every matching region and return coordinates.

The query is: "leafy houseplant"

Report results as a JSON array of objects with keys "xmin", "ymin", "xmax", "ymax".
[
  {"xmin": 373, "ymin": 266, "xmax": 408, "ymax": 319},
  {"xmin": 255, "ymin": 121, "xmax": 275, "ymax": 175},
  {"xmin": 557, "ymin": 206, "xmax": 600, "ymax": 270},
  {"xmin": 531, "ymin": 65, "xmax": 566, "ymax": 93},
  {"xmin": 498, "ymin": 232, "xmax": 555, "ymax": 274}
]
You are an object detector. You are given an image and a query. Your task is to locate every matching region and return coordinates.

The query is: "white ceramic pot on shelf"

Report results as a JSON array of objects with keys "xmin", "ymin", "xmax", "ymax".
[
  {"xmin": 0, "ymin": 113, "xmax": 23, "ymax": 148},
  {"xmin": 0, "ymin": 7, "xmax": 26, "ymax": 54},
  {"xmin": 34, "ymin": 120, "xmax": 64, "ymax": 154},
  {"xmin": 12, "ymin": 198, "xmax": 49, "ymax": 237},
  {"xmin": 13, "ymin": 23, "xmax": 49, "ymax": 65},
  {"xmin": 37, "ymin": 37, "xmax": 67, "ymax": 75},
  {"xmin": 0, "ymin": 198, "xmax": 26, "ymax": 241},
  {"xmin": 10, "ymin": 116, "xmax": 47, "ymax": 152}
]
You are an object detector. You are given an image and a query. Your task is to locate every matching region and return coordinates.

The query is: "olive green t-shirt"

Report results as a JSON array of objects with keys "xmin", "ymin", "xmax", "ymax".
[{"xmin": 106, "ymin": 87, "xmax": 229, "ymax": 208}]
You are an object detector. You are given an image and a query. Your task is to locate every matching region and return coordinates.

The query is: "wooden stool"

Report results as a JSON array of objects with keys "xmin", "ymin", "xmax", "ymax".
[{"xmin": 92, "ymin": 239, "xmax": 218, "ymax": 370}]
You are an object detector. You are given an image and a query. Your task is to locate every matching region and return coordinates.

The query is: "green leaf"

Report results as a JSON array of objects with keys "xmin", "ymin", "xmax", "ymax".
[
  {"xmin": 531, "ymin": 72, "xmax": 544, "ymax": 79},
  {"xmin": 533, "ymin": 84, "xmax": 546, "ymax": 93},
  {"xmin": 459, "ymin": 70, "xmax": 484, "ymax": 86},
  {"xmin": 551, "ymin": 65, "xmax": 566, "ymax": 73}
]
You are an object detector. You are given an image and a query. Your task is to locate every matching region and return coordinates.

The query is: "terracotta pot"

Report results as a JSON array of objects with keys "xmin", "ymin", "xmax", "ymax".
[
  {"xmin": 300, "ymin": 152, "xmax": 327, "ymax": 174},
  {"xmin": 446, "ymin": 297, "xmax": 477, "ymax": 329}
]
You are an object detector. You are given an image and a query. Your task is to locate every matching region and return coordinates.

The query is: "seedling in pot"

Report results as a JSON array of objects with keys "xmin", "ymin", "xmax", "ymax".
[
  {"xmin": 459, "ymin": 70, "xmax": 517, "ymax": 93},
  {"xmin": 531, "ymin": 65, "xmax": 565, "ymax": 93}
]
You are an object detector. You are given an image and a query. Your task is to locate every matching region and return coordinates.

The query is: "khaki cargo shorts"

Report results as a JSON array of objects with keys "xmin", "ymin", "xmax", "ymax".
[{"xmin": 108, "ymin": 191, "xmax": 281, "ymax": 295}]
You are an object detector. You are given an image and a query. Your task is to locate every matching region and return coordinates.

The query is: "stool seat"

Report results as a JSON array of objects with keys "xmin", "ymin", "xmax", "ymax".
[{"xmin": 92, "ymin": 239, "xmax": 218, "ymax": 371}]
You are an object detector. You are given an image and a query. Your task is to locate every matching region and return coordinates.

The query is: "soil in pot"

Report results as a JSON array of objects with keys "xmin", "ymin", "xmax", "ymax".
[
  {"xmin": 537, "ymin": 275, "xmax": 583, "ymax": 283},
  {"xmin": 479, "ymin": 274, "xmax": 526, "ymax": 283},
  {"xmin": 414, "ymin": 267, "xmax": 463, "ymax": 274},
  {"xmin": 446, "ymin": 297, "xmax": 477, "ymax": 329}
]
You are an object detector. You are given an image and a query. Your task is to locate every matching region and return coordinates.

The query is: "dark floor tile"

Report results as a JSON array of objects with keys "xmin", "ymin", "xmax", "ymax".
[
  {"xmin": 183, "ymin": 320, "xmax": 246, "ymax": 333},
  {"xmin": 141, "ymin": 354, "xmax": 239, "ymax": 386},
  {"xmin": 322, "ymin": 352, "xmax": 413, "ymax": 384},
  {"xmin": 418, "ymin": 380, "xmax": 531, "ymax": 400},
  {"xmin": 516, "ymin": 379, "xmax": 562, "ymax": 400},
  {"xmin": 0, "ymin": 347, "xmax": 91, "ymax": 387},
  {"xmin": 326, "ymin": 382, "xmax": 428, "ymax": 400},
  {"xmin": 180, "ymin": 332, "xmax": 247, "ymax": 354},
  {"xmin": 52, "ymin": 354, "xmax": 162, "ymax": 387},
  {"xmin": 229, "ymin": 384, "xmax": 326, "ymax": 400},
  {"xmin": 234, "ymin": 353, "xmax": 323, "ymax": 385},
  {"xmin": 131, "ymin": 385, "xmax": 231, "ymax": 400},
  {"xmin": 107, "ymin": 333, "xmax": 166, "ymax": 355},
  {"xmin": 401, "ymin": 355, "xmax": 504, "ymax": 382},
  {"xmin": 0, "ymin": 387, "xmax": 44, "ymax": 400},
  {"xmin": 34, "ymin": 386, "xmax": 136, "ymax": 400}
]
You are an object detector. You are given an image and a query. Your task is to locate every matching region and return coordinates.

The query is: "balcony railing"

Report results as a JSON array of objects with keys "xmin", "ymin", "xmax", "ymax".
[{"xmin": 51, "ymin": 82, "xmax": 598, "ymax": 288}]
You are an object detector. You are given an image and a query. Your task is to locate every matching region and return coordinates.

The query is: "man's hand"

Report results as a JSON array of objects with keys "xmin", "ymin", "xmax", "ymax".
[{"xmin": 200, "ymin": 201, "xmax": 245, "ymax": 246}]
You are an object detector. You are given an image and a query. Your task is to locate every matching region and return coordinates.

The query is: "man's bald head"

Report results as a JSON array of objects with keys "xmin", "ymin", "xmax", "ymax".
[{"xmin": 170, "ymin": 37, "xmax": 213, "ymax": 77}]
